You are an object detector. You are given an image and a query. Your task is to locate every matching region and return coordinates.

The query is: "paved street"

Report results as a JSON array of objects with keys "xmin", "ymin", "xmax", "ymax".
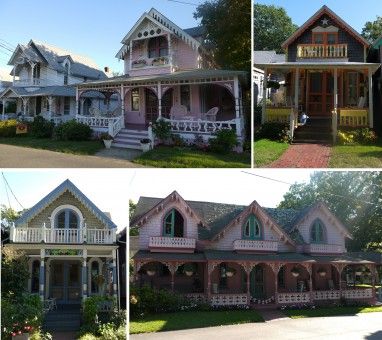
[
  {"xmin": 0, "ymin": 144, "xmax": 144, "ymax": 168},
  {"xmin": 131, "ymin": 312, "xmax": 382, "ymax": 340}
]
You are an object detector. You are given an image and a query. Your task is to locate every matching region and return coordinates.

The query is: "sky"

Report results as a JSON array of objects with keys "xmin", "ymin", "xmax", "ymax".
[
  {"xmin": 0, "ymin": 0, "xmax": 205, "ymax": 79},
  {"xmin": 0, "ymin": 169, "xmax": 317, "ymax": 231},
  {"xmin": 255, "ymin": 0, "xmax": 382, "ymax": 33}
]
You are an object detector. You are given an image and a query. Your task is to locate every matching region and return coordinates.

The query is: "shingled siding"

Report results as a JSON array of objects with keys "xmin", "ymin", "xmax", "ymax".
[
  {"xmin": 138, "ymin": 200, "xmax": 199, "ymax": 249},
  {"xmin": 287, "ymin": 14, "xmax": 365, "ymax": 62},
  {"xmin": 27, "ymin": 191, "xmax": 105, "ymax": 229}
]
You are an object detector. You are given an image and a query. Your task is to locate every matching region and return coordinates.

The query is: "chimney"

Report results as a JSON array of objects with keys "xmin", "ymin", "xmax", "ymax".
[{"xmin": 104, "ymin": 66, "xmax": 109, "ymax": 73}]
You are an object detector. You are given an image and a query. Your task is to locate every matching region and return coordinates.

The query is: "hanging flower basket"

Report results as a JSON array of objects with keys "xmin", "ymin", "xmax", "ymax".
[
  {"xmin": 145, "ymin": 263, "xmax": 156, "ymax": 276},
  {"xmin": 183, "ymin": 263, "xmax": 195, "ymax": 276},
  {"xmin": 317, "ymin": 267, "xmax": 327, "ymax": 277},
  {"xmin": 226, "ymin": 267, "xmax": 236, "ymax": 277},
  {"xmin": 355, "ymin": 267, "xmax": 363, "ymax": 276},
  {"xmin": 291, "ymin": 266, "xmax": 300, "ymax": 277}
]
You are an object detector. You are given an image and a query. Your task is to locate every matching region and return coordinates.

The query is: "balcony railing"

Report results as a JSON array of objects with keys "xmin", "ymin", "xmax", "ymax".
[
  {"xmin": 233, "ymin": 239, "xmax": 278, "ymax": 252},
  {"xmin": 210, "ymin": 294, "xmax": 248, "ymax": 306},
  {"xmin": 304, "ymin": 243, "xmax": 344, "ymax": 254},
  {"xmin": 277, "ymin": 292, "xmax": 311, "ymax": 304},
  {"xmin": 297, "ymin": 44, "xmax": 348, "ymax": 58},
  {"xmin": 11, "ymin": 226, "xmax": 116, "ymax": 244},
  {"xmin": 149, "ymin": 236, "xmax": 196, "ymax": 252},
  {"xmin": 313, "ymin": 290, "xmax": 341, "ymax": 300},
  {"xmin": 13, "ymin": 78, "xmax": 46, "ymax": 86}
]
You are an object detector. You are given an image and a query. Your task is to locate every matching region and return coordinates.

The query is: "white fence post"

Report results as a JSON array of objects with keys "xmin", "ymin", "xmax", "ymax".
[
  {"xmin": 148, "ymin": 123, "xmax": 154, "ymax": 148},
  {"xmin": 332, "ymin": 109, "xmax": 337, "ymax": 144},
  {"xmin": 289, "ymin": 109, "xmax": 295, "ymax": 140}
]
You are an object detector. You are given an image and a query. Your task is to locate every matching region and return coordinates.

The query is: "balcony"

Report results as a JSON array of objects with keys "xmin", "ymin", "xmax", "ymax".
[
  {"xmin": 11, "ymin": 226, "xmax": 116, "ymax": 244},
  {"xmin": 304, "ymin": 243, "xmax": 344, "ymax": 254},
  {"xmin": 149, "ymin": 236, "xmax": 196, "ymax": 253},
  {"xmin": 13, "ymin": 78, "xmax": 46, "ymax": 87},
  {"xmin": 297, "ymin": 44, "xmax": 348, "ymax": 59},
  {"xmin": 233, "ymin": 239, "xmax": 278, "ymax": 252},
  {"xmin": 131, "ymin": 56, "xmax": 170, "ymax": 69}
]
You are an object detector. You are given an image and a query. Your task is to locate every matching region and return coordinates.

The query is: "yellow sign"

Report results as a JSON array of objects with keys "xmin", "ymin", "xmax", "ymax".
[{"xmin": 16, "ymin": 123, "xmax": 28, "ymax": 134}]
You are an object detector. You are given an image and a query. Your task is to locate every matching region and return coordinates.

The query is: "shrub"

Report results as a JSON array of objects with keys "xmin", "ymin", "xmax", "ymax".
[
  {"xmin": 0, "ymin": 119, "xmax": 17, "ymax": 137},
  {"xmin": 337, "ymin": 128, "xmax": 377, "ymax": 145},
  {"xmin": 254, "ymin": 105, "xmax": 262, "ymax": 126},
  {"xmin": 171, "ymin": 134, "xmax": 187, "ymax": 147},
  {"xmin": 192, "ymin": 134, "xmax": 208, "ymax": 151},
  {"xmin": 254, "ymin": 122, "xmax": 290, "ymax": 143},
  {"xmin": 152, "ymin": 119, "xmax": 171, "ymax": 141},
  {"xmin": 82, "ymin": 296, "xmax": 114, "ymax": 326},
  {"xmin": 54, "ymin": 120, "xmax": 92, "ymax": 141},
  {"xmin": 208, "ymin": 129, "xmax": 238, "ymax": 154},
  {"xmin": 29, "ymin": 116, "xmax": 55, "ymax": 138},
  {"xmin": 100, "ymin": 133, "xmax": 113, "ymax": 140},
  {"xmin": 98, "ymin": 322, "xmax": 126, "ymax": 340}
]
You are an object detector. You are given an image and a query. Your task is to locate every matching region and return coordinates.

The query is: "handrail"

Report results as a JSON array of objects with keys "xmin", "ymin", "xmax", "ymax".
[
  {"xmin": 297, "ymin": 44, "xmax": 348, "ymax": 58},
  {"xmin": 108, "ymin": 115, "xmax": 124, "ymax": 137}
]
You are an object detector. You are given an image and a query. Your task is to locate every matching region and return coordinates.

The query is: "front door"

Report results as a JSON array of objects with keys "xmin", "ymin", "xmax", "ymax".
[
  {"xmin": 308, "ymin": 72, "xmax": 333, "ymax": 116},
  {"xmin": 36, "ymin": 97, "xmax": 42, "ymax": 115},
  {"xmin": 51, "ymin": 261, "xmax": 81, "ymax": 304},
  {"xmin": 145, "ymin": 88, "xmax": 158, "ymax": 123},
  {"xmin": 250, "ymin": 266, "xmax": 265, "ymax": 299}
]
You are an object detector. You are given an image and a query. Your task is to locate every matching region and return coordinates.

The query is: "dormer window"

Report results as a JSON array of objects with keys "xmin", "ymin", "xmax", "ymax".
[
  {"xmin": 242, "ymin": 215, "xmax": 261, "ymax": 240},
  {"xmin": 163, "ymin": 209, "xmax": 184, "ymax": 237},
  {"xmin": 310, "ymin": 219, "xmax": 326, "ymax": 243},
  {"xmin": 32, "ymin": 64, "xmax": 40, "ymax": 80},
  {"xmin": 64, "ymin": 62, "xmax": 70, "ymax": 85},
  {"xmin": 312, "ymin": 32, "xmax": 338, "ymax": 45},
  {"xmin": 148, "ymin": 36, "xmax": 168, "ymax": 58},
  {"xmin": 56, "ymin": 209, "xmax": 79, "ymax": 229}
]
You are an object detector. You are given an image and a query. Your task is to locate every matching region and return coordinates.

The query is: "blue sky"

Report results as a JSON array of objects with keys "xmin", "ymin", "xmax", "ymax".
[
  {"xmin": 0, "ymin": 0, "xmax": 205, "ymax": 77},
  {"xmin": 255, "ymin": 0, "xmax": 382, "ymax": 32}
]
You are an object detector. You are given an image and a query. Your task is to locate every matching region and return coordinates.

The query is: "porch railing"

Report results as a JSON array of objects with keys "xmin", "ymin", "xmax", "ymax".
[
  {"xmin": 210, "ymin": 294, "xmax": 247, "ymax": 306},
  {"xmin": 297, "ymin": 44, "xmax": 348, "ymax": 58},
  {"xmin": 339, "ymin": 109, "xmax": 368, "ymax": 127},
  {"xmin": 233, "ymin": 239, "xmax": 278, "ymax": 252},
  {"xmin": 342, "ymin": 288, "xmax": 373, "ymax": 299},
  {"xmin": 304, "ymin": 243, "xmax": 345, "ymax": 254},
  {"xmin": 108, "ymin": 114, "xmax": 124, "ymax": 137},
  {"xmin": 313, "ymin": 290, "xmax": 341, "ymax": 300},
  {"xmin": 185, "ymin": 293, "xmax": 206, "ymax": 303},
  {"xmin": 265, "ymin": 107, "xmax": 291, "ymax": 123},
  {"xmin": 277, "ymin": 292, "xmax": 311, "ymax": 304},
  {"xmin": 11, "ymin": 226, "xmax": 116, "ymax": 244},
  {"xmin": 75, "ymin": 114, "xmax": 120, "ymax": 129},
  {"xmin": 149, "ymin": 236, "xmax": 196, "ymax": 251}
]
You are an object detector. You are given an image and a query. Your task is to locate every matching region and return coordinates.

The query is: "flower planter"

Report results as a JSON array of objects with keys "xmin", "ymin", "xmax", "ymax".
[
  {"xmin": 14, "ymin": 333, "xmax": 29, "ymax": 340},
  {"xmin": 140, "ymin": 142, "xmax": 151, "ymax": 152},
  {"xmin": 132, "ymin": 63, "xmax": 146, "ymax": 68},
  {"xmin": 226, "ymin": 271, "xmax": 234, "ymax": 277},
  {"xmin": 103, "ymin": 140, "xmax": 112, "ymax": 149},
  {"xmin": 146, "ymin": 269, "xmax": 156, "ymax": 276},
  {"xmin": 185, "ymin": 270, "xmax": 194, "ymax": 277}
]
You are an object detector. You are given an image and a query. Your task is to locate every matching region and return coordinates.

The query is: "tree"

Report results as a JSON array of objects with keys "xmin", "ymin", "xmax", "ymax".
[
  {"xmin": 254, "ymin": 4, "xmax": 298, "ymax": 53},
  {"xmin": 1, "ymin": 205, "xmax": 21, "ymax": 238},
  {"xmin": 194, "ymin": 0, "xmax": 251, "ymax": 72},
  {"xmin": 278, "ymin": 172, "xmax": 382, "ymax": 252},
  {"xmin": 129, "ymin": 200, "xmax": 139, "ymax": 236},
  {"xmin": 362, "ymin": 16, "xmax": 382, "ymax": 43}
]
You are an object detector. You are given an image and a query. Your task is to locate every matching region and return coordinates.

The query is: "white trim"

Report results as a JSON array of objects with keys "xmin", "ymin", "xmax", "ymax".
[{"xmin": 49, "ymin": 204, "xmax": 84, "ymax": 228}]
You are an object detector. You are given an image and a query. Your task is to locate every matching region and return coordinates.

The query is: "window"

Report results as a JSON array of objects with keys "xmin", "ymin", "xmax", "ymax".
[
  {"xmin": 91, "ymin": 261, "xmax": 100, "ymax": 294},
  {"xmin": 347, "ymin": 72, "xmax": 358, "ymax": 106},
  {"xmin": 31, "ymin": 260, "xmax": 40, "ymax": 293},
  {"xmin": 32, "ymin": 64, "xmax": 40, "ymax": 80},
  {"xmin": 313, "ymin": 33, "xmax": 324, "ymax": 44},
  {"xmin": 64, "ymin": 63, "xmax": 69, "ymax": 85},
  {"xmin": 219, "ymin": 263, "xmax": 228, "ymax": 289},
  {"xmin": 131, "ymin": 89, "xmax": 140, "ymax": 111},
  {"xmin": 312, "ymin": 32, "xmax": 338, "ymax": 45},
  {"xmin": 163, "ymin": 209, "xmax": 184, "ymax": 237},
  {"xmin": 310, "ymin": 219, "xmax": 325, "ymax": 243},
  {"xmin": 327, "ymin": 33, "xmax": 337, "ymax": 44},
  {"xmin": 148, "ymin": 36, "xmax": 168, "ymax": 58},
  {"xmin": 56, "ymin": 209, "xmax": 79, "ymax": 229},
  {"xmin": 64, "ymin": 97, "xmax": 70, "ymax": 115},
  {"xmin": 242, "ymin": 215, "xmax": 261, "ymax": 240},
  {"xmin": 277, "ymin": 266, "xmax": 285, "ymax": 289},
  {"xmin": 180, "ymin": 85, "xmax": 190, "ymax": 111}
]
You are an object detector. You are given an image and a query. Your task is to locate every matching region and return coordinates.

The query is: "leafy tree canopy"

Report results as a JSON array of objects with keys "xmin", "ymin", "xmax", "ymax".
[
  {"xmin": 194, "ymin": 0, "xmax": 251, "ymax": 72},
  {"xmin": 362, "ymin": 16, "xmax": 382, "ymax": 44},
  {"xmin": 278, "ymin": 172, "xmax": 382, "ymax": 252},
  {"xmin": 254, "ymin": 4, "xmax": 298, "ymax": 53},
  {"xmin": 129, "ymin": 200, "xmax": 139, "ymax": 236}
]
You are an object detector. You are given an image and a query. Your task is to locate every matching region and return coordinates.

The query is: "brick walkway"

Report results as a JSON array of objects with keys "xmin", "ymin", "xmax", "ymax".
[{"xmin": 269, "ymin": 143, "xmax": 331, "ymax": 168}]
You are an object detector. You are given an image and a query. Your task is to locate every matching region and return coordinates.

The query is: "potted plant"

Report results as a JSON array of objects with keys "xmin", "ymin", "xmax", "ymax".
[
  {"xmin": 152, "ymin": 56, "xmax": 168, "ymax": 66},
  {"xmin": 140, "ymin": 138, "xmax": 151, "ymax": 152},
  {"xmin": 226, "ymin": 267, "xmax": 236, "ymax": 277},
  {"xmin": 317, "ymin": 267, "xmax": 327, "ymax": 277},
  {"xmin": 132, "ymin": 59, "xmax": 147, "ymax": 68},
  {"xmin": 183, "ymin": 263, "xmax": 195, "ymax": 277},
  {"xmin": 100, "ymin": 132, "xmax": 113, "ymax": 148},
  {"xmin": 145, "ymin": 263, "xmax": 156, "ymax": 276},
  {"xmin": 152, "ymin": 119, "xmax": 172, "ymax": 145},
  {"xmin": 291, "ymin": 266, "xmax": 301, "ymax": 277},
  {"xmin": 355, "ymin": 267, "xmax": 363, "ymax": 276},
  {"xmin": 94, "ymin": 274, "xmax": 105, "ymax": 295}
]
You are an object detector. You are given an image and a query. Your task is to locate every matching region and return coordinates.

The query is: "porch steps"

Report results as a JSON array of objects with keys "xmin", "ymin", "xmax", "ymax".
[
  {"xmin": 43, "ymin": 306, "xmax": 81, "ymax": 332},
  {"xmin": 111, "ymin": 128, "xmax": 148, "ymax": 150},
  {"xmin": 293, "ymin": 117, "xmax": 333, "ymax": 144}
]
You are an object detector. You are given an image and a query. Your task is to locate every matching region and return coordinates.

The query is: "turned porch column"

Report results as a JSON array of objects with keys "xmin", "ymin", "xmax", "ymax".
[
  {"xmin": 261, "ymin": 68, "xmax": 267, "ymax": 124},
  {"xmin": 39, "ymin": 249, "xmax": 45, "ymax": 301},
  {"xmin": 368, "ymin": 67, "xmax": 373, "ymax": 128},
  {"xmin": 157, "ymin": 82, "xmax": 162, "ymax": 119},
  {"xmin": 112, "ymin": 249, "xmax": 118, "ymax": 298},
  {"xmin": 82, "ymin": 249, "xmax": 88, "ymax": 301},
  {"xmin": 294, "ymin": 68, "xmax": 299, "ymax": 113},
  {"xmin": 76, "ymin": 88, "xmax": 79, "ymax": 116},
  {"xmin": 22, "ymin": 98, "xmax": 29, "ymax": 116},
  {"xmin": 2, "ymin": 99, "xmax": 6, "ymax": 120},
  {"xmin": 207, "ymin": 262, "xmax": 215, "ymax": 301},
  {"xmin": 48, "ymin": 96, "xmax": 53, "ymax": 118},
  {"xmin": 120, "ymin": 85, "xmax": 125, "ymax": 128},
  {"xmin": 233, "ymin": 76, "xmax": 242, "ymax": 139}
]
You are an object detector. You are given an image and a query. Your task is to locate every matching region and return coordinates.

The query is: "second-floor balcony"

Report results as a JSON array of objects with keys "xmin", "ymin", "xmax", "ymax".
[
  {"xmin": 131, "ymin": 56, "xmax": 170, "ymax": 69},
  {"xmin": 13, "ymin": 78, "xmax": 47, "ymax": 87},
  {"xmin": 149, "ymin": 236, "xmax": 196, "ymax": 253},
  {"xmin": 304, "ymin": 243, "xmax": 345, "ymax": 254},
  {"xmin": 233, "ymin": 239, "xmax": 278, "ymax": 252},
  {"xmin": 297, "ymin": 44, "xmax": 348, "ymax": 59},
  {"xmin": 11, "ymin": 226, "xmax": 116, "ymax": 244}
]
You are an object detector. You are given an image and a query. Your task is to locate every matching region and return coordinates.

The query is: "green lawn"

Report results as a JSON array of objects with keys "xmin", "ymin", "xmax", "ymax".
[
  {"xmin": 130, "ymin": 310, "xmax": 264, "ymax": 334},
  {"xmin": 254, "ymin": 139, "xmax": 289, "ymax": 167},
  {"xmin": 0, "ymin": 136, "xmax": 103, "ymax": 155},
  {"xmin": 133, "ymin": 146, "xmax": 251, "ymax": 168},
  {"xmin": 329, "ymin": 143, "xmax": 382, "ymax": 168},
  {"xmin": 284, "ymin": 305, "xmax": 382, "ymax": 319}
]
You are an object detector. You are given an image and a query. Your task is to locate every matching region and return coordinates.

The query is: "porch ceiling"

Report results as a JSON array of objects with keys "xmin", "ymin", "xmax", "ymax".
[
  {"xmin": 133, "ymin": 250, "xmax": 206, "ymax": 262},
  {"xmin": 204, "ymin": 250, "xmax": 314, "ymax": 262}
]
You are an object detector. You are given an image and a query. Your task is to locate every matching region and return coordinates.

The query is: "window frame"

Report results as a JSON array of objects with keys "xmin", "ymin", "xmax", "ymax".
[
  {"xmin": 131, "ymin": 88, "xmax": 140, "ymax": 111},
  {"xmin": 312, "ymin": 32, "xmax": 338, "ymax": 45},
  {"xmin": 148, "ymin": 36, "xmax": 168, "ymax": 58},
  {"xmin": 310, "ymin": 219, "xmax": 326, "ymax": 243},
  {"xmin": 242, "ymin": 215, "xmax": 262, "ymax": 240},
  {"xmin": 55, "ymin": 208, "xmax": 80, "ymax": 229},
  {"xmin": 162, "ymin": 208, "xmax": 184, "ymax": 238}
]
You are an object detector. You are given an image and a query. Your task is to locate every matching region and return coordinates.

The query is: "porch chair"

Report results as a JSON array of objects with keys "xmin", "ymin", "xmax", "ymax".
[
  {"xmin": 357, "ymin": 96, "xmax": 365, "ymax": 108},
  {"xmin": 328, "ymin": 279, "xmax": 335, "ymax": 290},
  {"xmin": 89, "ymin": 107, "xmax": 102, "ymax": 117},
  {"xmin": 170, "ymin": 104, "xmax": 188, "ymax": 120},
  {"xmin": 202, "ymin": 107, "xmax": 219, "ymax": 121}
]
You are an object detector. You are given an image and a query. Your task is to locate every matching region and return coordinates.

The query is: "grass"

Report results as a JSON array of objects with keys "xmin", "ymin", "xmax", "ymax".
[
  {"xmin": 0, "ymin": 136, "xmax": 103, "ymax": 155},
  {"xmin": 130, "ymin": 310, "xmax": 264, "ymax": 334},
  {"xmin": 133, "ymin": 146, "xmax": 251, "ymax": 168},
  {"xmin": 355, "ymin": 284, "xmax": 382, "ymax": 289},
  {"xmin": 329, "ymin": 143, "xmax": 382, "ymax": 168},
  {"xmin": 284, "ymin": 305, "xmax": 382, "ymax": 319},
  {"xmin": 254, "ymin": 139, "xmax": 289, "ymax": 167}
]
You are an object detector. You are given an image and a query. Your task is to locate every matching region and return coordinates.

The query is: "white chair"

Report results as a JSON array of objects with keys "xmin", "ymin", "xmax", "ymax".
[
  {"xmin": 202, "ymin": 107, "xmax": 219, "ymax": 121},
  {"xmin": 170, "ymin": 105, "xmax": 188, "ymax": 120},
  {"xmin": 89, "ymin": 107, "xmax": 102, "ymax": 117},
  {"xmin": 357, "ymin": 96, "xmax": 365, "ymax": 108}
]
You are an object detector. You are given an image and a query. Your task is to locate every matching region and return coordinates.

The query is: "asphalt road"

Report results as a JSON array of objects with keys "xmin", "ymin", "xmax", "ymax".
[
  {"xmin": 0, "ymin": 144, "xmax": 144, "ymax": 168},
  {"xmin": 131, "ymin": 312, "xmax": 382, "ymax": 340}
]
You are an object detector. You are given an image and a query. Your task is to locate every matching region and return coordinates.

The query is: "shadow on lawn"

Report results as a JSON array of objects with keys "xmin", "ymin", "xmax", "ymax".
[
  {"xmin": 366, "ymin": 330, "xmax": 382, "ymax": 340},
  {"xmin": 358, "ymin": 150, "xmax": 382, "ymax": 158}
]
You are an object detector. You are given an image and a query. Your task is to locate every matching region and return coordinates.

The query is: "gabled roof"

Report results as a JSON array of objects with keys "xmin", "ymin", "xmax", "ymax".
[
  {"xmin": 116, "ymin": 8, "xmax": 202, "ymax": 59},
  {"xmin": 254, "ymin": 51, "xmax": 285, "ymax": 64},
  {"xmin": 282, "ymin": 5, "xmax": 370, "ymax": 48},
  {"xmin": 15, "ymin": 179, "xmax": 117, "ymax": 229}
]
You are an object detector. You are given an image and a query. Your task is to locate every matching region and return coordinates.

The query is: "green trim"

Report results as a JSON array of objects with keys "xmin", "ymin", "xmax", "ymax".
[
  {"xmin": 163, "ymin": 209, "xmax": 175, "ymax": 237},
  {"xmin": 310, "ymin": 219, "xmax": 325, "ymax": 243},
  {"xmin": 242, "ymin": 215, "xmax": 262, "ymax": 240}
]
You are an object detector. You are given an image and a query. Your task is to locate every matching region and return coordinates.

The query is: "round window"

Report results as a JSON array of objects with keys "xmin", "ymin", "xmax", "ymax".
[
  {"xmin": 150, "ymin": 30, "xmax": 155, "ymax": 35},
  {"xmin": 143, "ymin": 31, "xmax": 148, "ymax": 37}
]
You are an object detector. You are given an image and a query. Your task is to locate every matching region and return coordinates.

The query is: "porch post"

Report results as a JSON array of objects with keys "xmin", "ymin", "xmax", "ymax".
[
  {"xmin": 2, "ymin": 99, "xmax": 5, "ymax": 120},
  {"xmin": 82, "ymin": 249, "xmax": 87, "ymax": 301},
  {"xmin": 233, "ymin": 76, "xmax": 242, "ymax": 139},
  {"xmin": 308, "ymin": 264, "xmax": 313, "ymax": 303},
  {"xmin": 157, "ymin": 82, "xmax": 162, "ymax": 119},
  {"xmin": 334, "ymin": 68, "xmax": 338, "ymax": 111},
  {"xmin": 120, "ymin": 85, "xmax": 125, "ymax": 128},
  {"xmin": 368, "ymin": 67, "xmax": 373, "ymax": 128},
  {"xmin": 207, "ymin": 262, "xmax": 213, "ymax": 302},
  {"xmin": 262, "ymin": 68, "xmax": 267, "ymax": 124},
  {"xmin": 246, "ymin": 265, "xmax": 251, "ymax": 304},
  {"xmin": 39, "ymin": 249, "xmax": 45, "ymax": 301},
  {"xmin": 76, "ymin": 87, "xmax": 79, "ymax": 116},
  {"xmin": 112, "ymin": 249, "xmax": 118, "ymax": 298},
  {"xmin": 30, "ymin": 62, "xmax": 35, "ymax": 85},
  {"xmin": 294, "ymin": 68, "xmax": 299, "ymax": 112},
  {"xmin": 168, "ymin": 33, "xmax": 172, "ymax": 69},
  {"xmin": 129, "ymin": 41, "xmax": 133, "ymax": 71},
  {"xmin": 333, "ymin": 68, "xmax": 338, "ymax": 143},
  {"xmin": 48, "ymin": 96, "xmax": 53, "ymax": 119},
  {"xmin": 22, "ymin": 98, "xmax": 28, "ymax": 116}
]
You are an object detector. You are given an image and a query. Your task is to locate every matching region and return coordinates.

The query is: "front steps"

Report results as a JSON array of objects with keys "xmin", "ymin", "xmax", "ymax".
[
  {"xmin": 111, "ymin": 128, "xmax": 148, "ymax": 150},
  {"xmin": 293, "ymin": 117, "xmax": 333, "ymax": 144},
  {"xmin": 43, "ymin": 305, "xmax": 81, "ymax": 333}
]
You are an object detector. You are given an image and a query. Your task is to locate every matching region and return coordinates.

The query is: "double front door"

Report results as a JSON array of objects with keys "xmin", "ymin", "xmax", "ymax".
[
  {"xmin": 51, "ymin": 261, "xmax": 81, "ymax": 304},
  {"xmin": 250, "ymin": 266, "xmax": 265, "ymax": 298},
  {"xmin": 308, "ymin": 71, "xmax": 334, "ymax": 116}
]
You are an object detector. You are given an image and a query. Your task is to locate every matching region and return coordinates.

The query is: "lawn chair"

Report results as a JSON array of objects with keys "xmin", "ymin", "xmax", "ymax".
[
  {"xmin": 170, "ymin": 105, "xmax": 188, "ymax": 120},
  {"xmin": 202, "ymin": 107, "xmax": 219, "ymax": 121}
]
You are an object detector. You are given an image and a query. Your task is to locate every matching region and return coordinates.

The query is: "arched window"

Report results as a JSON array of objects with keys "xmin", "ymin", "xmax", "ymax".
[
  {"xmin": 242, "ymin": 215, "xmax": 261, "ymax": 240},
  {"xmin": 163, "ymin": 209, "xmax": 184, "ymax": 237},
  {"xmin": 310, "ymin": 219, "xmax": 326, "ymax": 243},
  {"xmin": 55, "ymin": 209, "xmax": 79, "ymax": 229},
  {"xmin": 64, "ymin": 63, "xmax": 69, "ymax": 85},
  {"xmin": 148, "ymin": 36, "xmax": 168, "ymax": 58},
  {"xmin": 31, "ymin": 260, "xmax": 40, "ymax": 293},
  {"xmin": 91, "ymin": 261, "xmax": 100, "ymax": 294}
]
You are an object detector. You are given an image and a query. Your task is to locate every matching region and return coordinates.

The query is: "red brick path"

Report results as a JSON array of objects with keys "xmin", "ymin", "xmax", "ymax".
[{"xmin": 269, "ymin": 143, "xmax": 331, "ymax": 168}]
